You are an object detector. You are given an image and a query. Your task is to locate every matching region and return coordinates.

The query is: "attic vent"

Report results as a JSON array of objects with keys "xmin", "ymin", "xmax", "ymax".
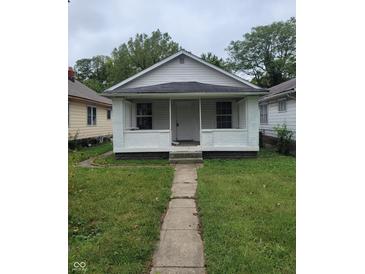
[{"xmin": 179, "ymin": 56, "xmax": 184, "ymax": 64}]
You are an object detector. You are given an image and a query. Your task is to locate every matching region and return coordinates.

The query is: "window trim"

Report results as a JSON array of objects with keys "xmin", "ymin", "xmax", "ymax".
[
  {"xmin": 216, "ymin": 101, "xmax": 232, "ymax": 129},
  {"xmin": 87, "ymin": 106, "xmax": 97, "ymax": 126},
  {"xmin": 260, "ymin": 104, "xmax": 268, "ymax": 124},
  {"xmin": 278, "ymin": 99, "xmax": 287, "ymax": 112},
  {"xmin": 136, "ymin": 103, "xmax": 152, "ymax": 130}
]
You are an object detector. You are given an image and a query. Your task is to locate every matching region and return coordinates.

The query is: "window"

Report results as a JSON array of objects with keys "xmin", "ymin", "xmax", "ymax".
[
  {"xmin": 216, "ymin": 102, "xmax": 232, "ymax": 128},
  {"xmin": 87, "ymin": 106, "xmax": 97, "ymax": 126},
  {"xmin": 278, "ymin": 100, "xmax": 287, "ymax": 112},
  {"xmin": 107, "ymin": 109, "xmax": 111, "ymax": 120},
  {"xmin": 260, "ymin": 104, "xmax": 268, "ymax": 124},
  {"xmin": 136, "ymin": 103, "xmax": 152, "ymax": 129}
]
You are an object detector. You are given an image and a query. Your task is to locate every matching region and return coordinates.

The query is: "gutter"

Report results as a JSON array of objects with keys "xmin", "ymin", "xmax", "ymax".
[
  {"xmin": 101, "ymin": 91, "xmax": 269, "ymax": 99},
  {"xmin": 259, "ymin": 89, "xmax": 295, "ymax": 102}
]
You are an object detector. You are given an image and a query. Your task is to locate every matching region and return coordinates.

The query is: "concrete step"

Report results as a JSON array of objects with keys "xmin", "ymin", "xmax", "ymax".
[
  {"xmin": 169, "ymin": 158, "xmax": 203, "ymax": 164},
  {"xmin": 169, "ymin": 151, "xmax": 202, "ymax": 159}
]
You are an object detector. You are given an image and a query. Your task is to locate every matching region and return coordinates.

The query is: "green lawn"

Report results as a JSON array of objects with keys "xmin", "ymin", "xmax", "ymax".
[
  {"xmin": 197, "ymin": 149, "xmax": 296, "ymax": 274},
  {"xmin": 69, "ymin": 142, "xmax": 113, "ymax": 165},
  {"xmin": 69, "ymin": 143, "xmax": 174, "ymax": 273},
  {"xmin": 93, "ymin": 154, "xmax": 170, "ymax": 166}
]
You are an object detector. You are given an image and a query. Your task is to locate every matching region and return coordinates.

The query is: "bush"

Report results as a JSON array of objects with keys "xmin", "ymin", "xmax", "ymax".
[
  {"xmin": 274, "ymin": 124, "xmax": 294, "ymax": 155},
  {"xmin": 68, "ymin": 131, "xmax": 80, "ymax": 150}
]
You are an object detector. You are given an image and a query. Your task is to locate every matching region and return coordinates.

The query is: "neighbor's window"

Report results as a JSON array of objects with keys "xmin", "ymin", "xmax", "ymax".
[
  {"xmin": 136, "ymin": 103, "xmax": 152, "ymax": 129},
  {"xmin": 278, "ymin": 100, "xmax": 287, "ymax": 112},
  {"xmin": 260, "ymin": 104, "xmax": 268, "ymax": 124},
  {"xmin": 216, "ymin": 102, "xmax": 232, "ymax": 128},
  {"xmin": 107, "ymin": 109, "xmax": 111, "ymax": 120},
  {"xmin": 87, "ymin": 106, "xmax": 97, "ymax": 126}
]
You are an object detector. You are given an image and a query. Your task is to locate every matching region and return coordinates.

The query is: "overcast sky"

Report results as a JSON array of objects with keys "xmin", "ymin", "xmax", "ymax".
[{"xmin": 68, "ymin": 0, "xmax": 295, "ymax": 66}]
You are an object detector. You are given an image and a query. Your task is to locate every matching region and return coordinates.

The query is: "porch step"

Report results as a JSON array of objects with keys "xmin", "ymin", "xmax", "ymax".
[
  {"xmin": 169, "ymin": 157, "xmax": 204, "ymax": 164},
  {"xmin": 169, "ymin": 151, "xmax": 202, "ymax": 159},
  {"xmin": 169, "ymin": 151, "xmax": 203, "ymax": 164}
]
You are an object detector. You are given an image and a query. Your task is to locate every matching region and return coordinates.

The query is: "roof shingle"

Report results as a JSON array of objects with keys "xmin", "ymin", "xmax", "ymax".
[{"xmin": 68, "ymin": 80, "xmax": 111, "ymax": 105}]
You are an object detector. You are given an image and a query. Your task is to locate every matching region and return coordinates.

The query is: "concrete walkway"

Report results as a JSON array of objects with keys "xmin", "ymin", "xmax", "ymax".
[
  {"xmin": 78, "ymin": 151, "xmax": 113, "ymax": 168},
  {"xmin": 151, "ymin": 164, "xmax": 206, "ymax": 274}
]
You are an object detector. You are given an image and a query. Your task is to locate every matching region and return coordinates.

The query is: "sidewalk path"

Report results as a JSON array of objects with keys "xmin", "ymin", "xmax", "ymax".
[{"xmin": 150, "ymin": 164, "xmax": 206, "ymax": 274}]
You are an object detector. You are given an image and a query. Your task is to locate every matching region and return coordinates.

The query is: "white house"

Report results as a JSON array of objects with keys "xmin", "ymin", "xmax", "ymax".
[
  {"xmin": 259, "ymin": 78, "xmax": 296, "ymax": 140},
  {"xmin": 102, "ymin": 50, "xmax": 268, "ymax": 160}
]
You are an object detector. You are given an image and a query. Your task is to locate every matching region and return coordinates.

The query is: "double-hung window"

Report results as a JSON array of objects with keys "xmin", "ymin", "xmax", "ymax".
[
  {"xmin": 87, "ymin": 106, "xmax": 97, "ymax": 126},
  {"xmin": 278, "ymin": 100, "xmax": 287, "ymax": 112},
  {"xmin": 216, "ymin": 102, "xmax": 232, "ymax": 128},
  {"xmin": 260, "ymin": 104, "xmax": 268, "ymax": 124},
  {"xmin": 136, "ymin": 103, "xmax": 152, "ymax": 129}
]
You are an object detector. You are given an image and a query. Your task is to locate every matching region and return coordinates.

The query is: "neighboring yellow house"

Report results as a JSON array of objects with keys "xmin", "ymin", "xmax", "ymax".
[{"xmin": 68, "ymin": 68, "xmax": 112, "ymax": 141}]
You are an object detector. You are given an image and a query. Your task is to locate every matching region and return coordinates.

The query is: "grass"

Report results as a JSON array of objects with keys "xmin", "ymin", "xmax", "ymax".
[
  {"xmin": 197, "ymin": 149, "xmax": 296, "ymax": 274},
  {"xmin": 69, "ymin": 143, "xmax": 174, "ymax": 273},
  {"xmin": 68, "ymin": 142, "xmax": 113, "ymax": 165},
  {"xmin": 93, "ymin": 154, "xmax": 170, "ymax": 166}
]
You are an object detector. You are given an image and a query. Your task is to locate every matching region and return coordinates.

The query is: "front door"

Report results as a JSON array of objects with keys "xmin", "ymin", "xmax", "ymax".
[{"xmin": 176, "ymin": 101, "xmax": 196, "ymax": 141}]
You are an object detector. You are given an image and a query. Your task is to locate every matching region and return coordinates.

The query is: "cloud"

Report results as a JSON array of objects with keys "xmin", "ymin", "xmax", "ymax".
[{"xmin": 68, "ymin": 0, "xmax": 295, "ymax": 65}]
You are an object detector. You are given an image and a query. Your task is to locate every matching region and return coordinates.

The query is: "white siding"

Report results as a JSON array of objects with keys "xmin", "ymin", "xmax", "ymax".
[
  {"xmin": 201, "ymin": 129, "xmax": 249, "ymax": 148},
  {"xmin": 123, "ymin": 56, "xmax": 248, "ymax": 88},
  {"xmin": 124, "ymin": 130, "xmax": 170, "ymax": 150},
  {"xmin": 238, "ymin": 99, "xmax": 246, "ymax": 129},
  {"xmin": 260, "ymin": 98, "xmax": 296, "ymax": 139},
  {"xmin": 152, "ymin": 101, "xmax": 169, "ymax": 129}
]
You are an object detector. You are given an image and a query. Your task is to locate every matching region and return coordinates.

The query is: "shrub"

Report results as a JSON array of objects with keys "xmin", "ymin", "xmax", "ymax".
[
  {"xmin": 274, "ymin": 124, "xmax": 294, "ymax": 155},
  {"xmin": 68, "ymin": 131, "xmax": 80, "ymax": 150}
]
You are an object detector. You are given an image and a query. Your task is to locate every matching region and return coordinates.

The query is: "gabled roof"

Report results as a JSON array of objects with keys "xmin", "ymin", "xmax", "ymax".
[
  {"xmin": 105, "ymin": 49, "xmax": 263, "ymax": 92},
  {"xmin": 105, "ymin": 81, "xmax": 266, "ymax": 95},
  {"xmin": 68, "ymin": 80, "xmax": 111, "ymax": 106},
  {"xmin": 259, "ymin": 78, "xmax": 296, "ymax": 101}
]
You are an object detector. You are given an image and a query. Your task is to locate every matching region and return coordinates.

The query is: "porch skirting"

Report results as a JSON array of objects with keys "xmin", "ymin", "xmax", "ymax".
[
  {"xmin": 115, "ymin": 150, "xmax": 257, "ymax": 160},
  {"xmin": 115, "ymin": 152, "xmax": 169, "ymax": 160},
  {"xmin": 202, "ymin": 151, "xmax": 257, "ymax": 159}
]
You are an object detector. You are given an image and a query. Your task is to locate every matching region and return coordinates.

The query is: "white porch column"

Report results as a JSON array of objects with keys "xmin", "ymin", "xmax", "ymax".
[
  {"xmin": 169, "ymin": 98, "xmax": 172, "ymax": 146},
  {"xmin": 199, "ymin": 98, "xmax": 202, "ymax": 143},
  {"xmin": 246, "ymin": 96, "xmax": 260, "ymax": 148},
  {"xmin": 112, "ymin": 98, "xmax": 125, "ymax": 153}
]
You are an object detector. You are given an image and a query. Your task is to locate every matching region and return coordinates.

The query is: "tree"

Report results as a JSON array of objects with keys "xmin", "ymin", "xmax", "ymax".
[
  {"xmin": 227, "ymin": 17, "xmax": 296, "ymax": 87},
  {"xmin": 74, "ymin": 55, "xmax": 110, "ymax": 92},
  {"xmin": 200, "ymin": 52, "xmax": 231, "ymax": 72},
  {"xmin": 74, "ymin": 30, "xmax": 180, "ymax": 91},
  {"xmin": 106, "ymin": 29, "xmax": 180, "ymax": 86}
]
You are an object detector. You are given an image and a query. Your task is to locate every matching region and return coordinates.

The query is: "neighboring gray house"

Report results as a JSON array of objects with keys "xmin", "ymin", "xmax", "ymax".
[
  {"xmin": 259, "ymin": 78, "xmax": 296, "ymax": 140},
  {"xmin": 102, "ymin": 50, "xmax": 268, "ymax": 161}
]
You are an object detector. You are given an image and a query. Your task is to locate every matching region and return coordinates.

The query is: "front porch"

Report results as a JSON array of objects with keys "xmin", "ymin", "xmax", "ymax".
[{"xmin": 112, "ymin": 96, "xmax": 260, "ymax": 154}]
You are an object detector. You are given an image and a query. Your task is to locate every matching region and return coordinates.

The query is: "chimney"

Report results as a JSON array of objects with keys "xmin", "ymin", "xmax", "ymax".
[{"xmin": 68, "ymin": 67, "xmax": 75, "ymax": 82}]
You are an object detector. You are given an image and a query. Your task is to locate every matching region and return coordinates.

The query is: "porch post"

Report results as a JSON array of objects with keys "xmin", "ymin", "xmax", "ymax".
[
  {"xmin": 112, "ymin": 98, "xmax": 124, "ymax": 153},
  {"xmin": 169, "ymin": 98, "xmax": 172, "ymax": 146},
  {"xmin": 199, "ymin": 97, "xmax": 202, "ymax": 144}
]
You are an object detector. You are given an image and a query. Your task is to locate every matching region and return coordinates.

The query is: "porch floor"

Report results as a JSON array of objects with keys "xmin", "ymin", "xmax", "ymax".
[{"xmin": 171, "ymin": 141, "xmax": 201, "ymax": 152}]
